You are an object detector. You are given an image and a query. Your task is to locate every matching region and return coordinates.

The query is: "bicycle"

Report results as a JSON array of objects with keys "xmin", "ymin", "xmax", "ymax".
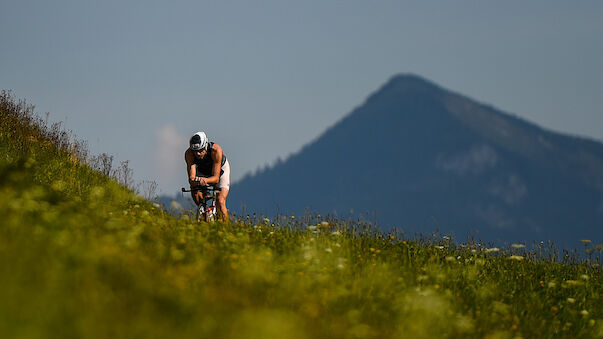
[{"xmin": 181, "ymin": 185, "xmax": 221, "ymax": 222}]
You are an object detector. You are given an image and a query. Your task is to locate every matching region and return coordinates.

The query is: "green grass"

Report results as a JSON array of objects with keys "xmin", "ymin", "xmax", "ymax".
[{"xmin": 1, "ymin": 91, "xmax": 602, "ymax": 338}]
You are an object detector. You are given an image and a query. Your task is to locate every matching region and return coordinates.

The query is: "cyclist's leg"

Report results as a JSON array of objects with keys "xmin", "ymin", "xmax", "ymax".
[
  {"xmin": 190, "ymin": 190, "xmax": 203, "ymax": 206},
  {"xmin": 217, "ymin": 188, "xmax": 229, "ymax": 220},
  {"xmin": 189, "ymin": 164, "xmax": 204, "ymax": 206},
  {"xmin": 217, "ymin": 159, "xmax": 231, "ymax": 220}
]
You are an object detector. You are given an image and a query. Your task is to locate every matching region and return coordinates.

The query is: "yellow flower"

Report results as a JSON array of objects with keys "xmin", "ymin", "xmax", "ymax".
[
  {"xmin": 511, "ymin": 244, "xmax": 526, "ymax": 249},
  {"xmin": 508, "ymin": 255, "xmax": 524, "ymax": 261},
  {"xmin": 580, "ymin": 239, "xmax": 592, "ymax": 244}
]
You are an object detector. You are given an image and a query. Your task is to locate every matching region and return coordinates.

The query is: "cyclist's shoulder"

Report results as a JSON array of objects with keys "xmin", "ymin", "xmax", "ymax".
[
  {"xmin": 210, "ymin": 142, "xmax": 223, "ymax": 153},
  {"xmin": 184, "ymin": 148, "xmax": 195, "ymax": 162}
]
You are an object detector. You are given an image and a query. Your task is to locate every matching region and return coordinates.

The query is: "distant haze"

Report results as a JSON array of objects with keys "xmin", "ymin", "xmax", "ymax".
[{"xmin": 2, "ymin": 1, "xmax": 602, "ymax": 194}]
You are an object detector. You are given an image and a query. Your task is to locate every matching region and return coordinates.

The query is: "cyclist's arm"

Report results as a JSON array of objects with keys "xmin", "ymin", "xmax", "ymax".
[
  {"xmin": 185, "ymin": 149, "xmax": 200, "ymax": 186},
  {"xmin": 204, "ymin": 144, "xmax": 223, "ymax": 185}
]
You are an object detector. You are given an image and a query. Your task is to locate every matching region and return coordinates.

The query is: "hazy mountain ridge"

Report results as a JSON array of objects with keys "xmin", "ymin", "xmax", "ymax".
[{"xmin": 229, "ymin": 74, "xmax": 603, "ymax": 248}]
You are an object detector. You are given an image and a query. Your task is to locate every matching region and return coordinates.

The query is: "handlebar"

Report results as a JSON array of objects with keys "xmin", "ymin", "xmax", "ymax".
[{"xmin": 181, "ymin": 186, "xmax": 221, "ymax": 193}]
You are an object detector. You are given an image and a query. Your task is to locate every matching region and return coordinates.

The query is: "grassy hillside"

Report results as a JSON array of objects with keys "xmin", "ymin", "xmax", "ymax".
[{"xmin": 1, "ymin": 91, "xmax": 602, "ymax": 338}]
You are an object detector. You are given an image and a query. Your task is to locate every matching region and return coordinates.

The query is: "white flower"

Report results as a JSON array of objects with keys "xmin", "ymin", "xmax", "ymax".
[{"xmin": 485, "ymin": 247, "xmax": 500, "ymax": 253}]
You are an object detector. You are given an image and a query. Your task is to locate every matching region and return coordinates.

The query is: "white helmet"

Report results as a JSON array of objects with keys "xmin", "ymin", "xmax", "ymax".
[{"xmin": 189, "ymin": 131, "xmax": 208, "ymax": 151}]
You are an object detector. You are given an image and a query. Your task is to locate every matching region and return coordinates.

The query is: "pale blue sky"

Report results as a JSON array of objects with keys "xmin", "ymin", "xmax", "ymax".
[{"xmin": 2, "ymin": 1, "xmax": 602, "ymax": 195}]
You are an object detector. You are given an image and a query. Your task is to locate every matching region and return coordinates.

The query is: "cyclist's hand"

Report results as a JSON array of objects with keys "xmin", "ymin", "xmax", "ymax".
[{"xmin": 190, "ymin": 177, "xmax": 207, "ymax": 187}]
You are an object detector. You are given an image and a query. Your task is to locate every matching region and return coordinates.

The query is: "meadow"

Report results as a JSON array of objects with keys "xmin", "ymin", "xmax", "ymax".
[{"xmin": 1, "ymin": 90, "xmax": 601, "ymax": 338}]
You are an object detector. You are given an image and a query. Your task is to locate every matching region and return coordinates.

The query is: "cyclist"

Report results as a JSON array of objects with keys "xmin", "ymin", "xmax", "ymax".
[{"xmin": 185, "ymin": 131, "xmax": 230, "ymax": 220}]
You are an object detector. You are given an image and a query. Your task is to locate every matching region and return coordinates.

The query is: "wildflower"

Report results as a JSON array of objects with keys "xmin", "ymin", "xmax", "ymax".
[
  {"xmin": 485, "ymin": 247, "xmax": 499, "ymax": 253},
  {"xmin": 308, "ymin": 225, "xmax": 317, "ymax": 231},
  {"xmin": 291, "ymin": 215, "xmax": 295, "ymax": 219},
  {"xmin": 331, "ymin": 231, "xmax": 341, "ymax": 236},
  {"xmin": 325, "ymin": 247, "xmax": 332, "ymax": 253},
  {"xmin": 370, "ymin": 248, "xmax": 375, "ymax": 252},
  {"xmin": 580, "ymin": 239, "xmax": 592, "ymax": 245},
  {"xmin": 548, "ymin": 281, "xmax": 556, "ymax": 288},
  {"xmin": 511, "ymin": 244, "xmax": 526, "ymax": 249},
  {"xmin": 445, "ymin": 256, "xmax": 456, "ymax": 262},
  {"xmin": 320, "ymin": 221, "xmax": 329, "ymax": 227},
  {"xmin": 442, "ymin": 235, "xmax": 450, "ymax": 240},
  {"xmin": 580, "ymin": 274, "xmax": 589, "ymax": 281},
  {"xmin": 170, "ymin": 201, "xmax": 183, "ymax": 210},
  {"xmin": 508, "ymin": 255, "xmax": 524, "ymax": 261},
  {"xmin": 435, "ymin": 245, "xmax": 444, "ymax": 250},
  {"xmin": 263, "ymin": 218, "xmax": 270, "ymax": 224},
  {"xmin": 567, "ymin": 297, "xmax": 576, "ymax": 303},
  {"xmin": 564, "ymin": 280, "xmax": 584, "ymax": 287},
  {"xmin": 91, "ymin": 186, "xmax": 105, "ymax": 198},
  {"xmin": 581, "ymin": 310, "xmax": 589, "ymax": 317}
]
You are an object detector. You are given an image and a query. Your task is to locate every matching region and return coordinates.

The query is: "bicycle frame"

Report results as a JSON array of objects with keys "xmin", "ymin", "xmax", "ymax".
[{"xmin": 181, "ymin": 186, "xmax": 221, "ymax": 222}]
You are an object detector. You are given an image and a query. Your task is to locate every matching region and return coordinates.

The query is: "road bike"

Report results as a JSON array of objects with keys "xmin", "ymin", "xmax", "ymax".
[{"xmin": 181, "ymin": 185, "xmax": 221, "ymax": 222}]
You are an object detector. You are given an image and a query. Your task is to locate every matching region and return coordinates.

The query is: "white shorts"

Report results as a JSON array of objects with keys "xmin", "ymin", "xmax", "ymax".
[{"xmin": 218, "ymin": 159, "xmax": 230, "ymax": 190}]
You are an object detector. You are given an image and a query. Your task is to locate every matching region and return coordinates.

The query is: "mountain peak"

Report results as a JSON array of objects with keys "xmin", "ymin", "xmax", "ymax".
[
  {"xmin": 387, "ymin": 73, "xmax": 442, "ymax": 90},
  {"xmin": 365, "ymin": 73, "xmax": 445, "ymax": 105}
]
